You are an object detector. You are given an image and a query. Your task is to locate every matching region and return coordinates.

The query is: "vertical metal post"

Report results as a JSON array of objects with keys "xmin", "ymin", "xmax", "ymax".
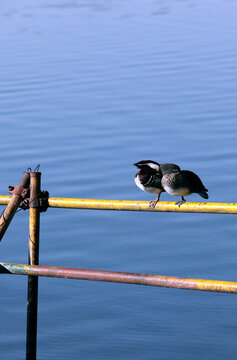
[{"xmin": 26, "ymin": 172, "xmax": 41, "ymax": 360}]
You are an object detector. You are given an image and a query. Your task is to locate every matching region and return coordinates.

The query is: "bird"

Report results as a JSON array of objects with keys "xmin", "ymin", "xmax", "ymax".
[
  {"xmin": 134, "ymin": 160, "xmax": 180, "ymax": 207},
  {"xmin": 160, "ymin": 165, "xmax": 208, "ymax": 206},
  {"xmin": 134, "ymin": 160, "xmax": 209, "ymax": 207}
]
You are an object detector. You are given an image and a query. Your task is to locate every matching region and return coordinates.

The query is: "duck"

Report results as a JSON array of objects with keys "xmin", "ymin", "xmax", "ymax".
[
  {"xmin": 134, "ymin": 160, "xmax": 180, "ymax": 207},
  {"xmin": 160, "ymin": 165, "xmax": 208, "ymax": 205}
]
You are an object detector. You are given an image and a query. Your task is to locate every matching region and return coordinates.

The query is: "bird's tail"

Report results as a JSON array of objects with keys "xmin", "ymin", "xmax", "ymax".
[{"xmin": 199, "ymin": 190, "xmax": 208, "ymax": 199}]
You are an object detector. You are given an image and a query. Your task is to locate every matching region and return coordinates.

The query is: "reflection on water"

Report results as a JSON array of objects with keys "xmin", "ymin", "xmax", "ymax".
[{"xmin": 1, "ymin": 0, "xmax": 237, "ymax": 359}]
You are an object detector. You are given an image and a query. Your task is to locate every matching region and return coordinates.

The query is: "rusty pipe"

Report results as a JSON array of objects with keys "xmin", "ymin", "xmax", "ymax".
[
  {"xmin": 1, "ymin": 262, "xmax": 237, "ymax": 294},
  {"xmin": 26, "ymin": 172, "xmax": 41, "ymax": 360},
  {"xmin": 0, "ymin": 173, "xmax": 30, "ymax": 242}
]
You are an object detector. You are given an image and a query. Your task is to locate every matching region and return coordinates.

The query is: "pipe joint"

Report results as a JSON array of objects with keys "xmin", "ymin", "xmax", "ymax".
[{"xmin": 20, "ymin": 190, "xmax": 49, "ymax": 212}]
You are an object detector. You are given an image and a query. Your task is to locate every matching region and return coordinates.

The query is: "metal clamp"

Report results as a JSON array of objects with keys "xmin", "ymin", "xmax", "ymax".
[{"xmin": 20, "ymin": 191, "xmax": 49, "ymax": 212}]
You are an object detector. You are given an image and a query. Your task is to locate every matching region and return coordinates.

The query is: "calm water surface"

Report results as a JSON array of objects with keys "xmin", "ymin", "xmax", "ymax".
[{"xmin": 1, "ymin": 1, "xmax": 237, "ymax": 359}]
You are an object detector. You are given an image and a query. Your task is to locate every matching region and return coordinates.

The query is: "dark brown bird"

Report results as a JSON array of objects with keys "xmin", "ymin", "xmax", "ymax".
[{"xmin": 160, "ymin": 165, "xmax": 208, "ymax": 205}]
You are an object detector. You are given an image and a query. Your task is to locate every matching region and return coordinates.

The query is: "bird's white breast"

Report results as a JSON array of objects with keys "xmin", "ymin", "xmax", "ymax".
[{"xmin": 135, "ymin": 175, "xmax": 162, "ymax": 194}]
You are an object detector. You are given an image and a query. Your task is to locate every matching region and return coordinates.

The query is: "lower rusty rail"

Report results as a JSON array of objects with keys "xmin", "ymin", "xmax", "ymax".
[{"xmin": 1, "ymin": 262, "xmax": 237, "ymax": 294}]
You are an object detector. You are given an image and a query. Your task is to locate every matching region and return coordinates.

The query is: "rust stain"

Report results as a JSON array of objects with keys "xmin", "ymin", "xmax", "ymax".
[{"xmin": 2, "ymin": 262, "xmax": 237, "ymax": 294}]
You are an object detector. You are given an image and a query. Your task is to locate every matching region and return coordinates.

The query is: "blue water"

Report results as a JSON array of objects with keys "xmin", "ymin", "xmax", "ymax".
[{"xmin": 1, "ymin": 0, "xmax": 237, "ymax": 359}]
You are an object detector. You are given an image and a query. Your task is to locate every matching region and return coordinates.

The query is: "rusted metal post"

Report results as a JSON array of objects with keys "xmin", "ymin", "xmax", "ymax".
[
  {"xmin": 0, "ymin": 172, "xmax": 30, "ymax": 241},
  {"xmin": 26, "ymin": 172, "xmax": 41, "ymax": 360}
]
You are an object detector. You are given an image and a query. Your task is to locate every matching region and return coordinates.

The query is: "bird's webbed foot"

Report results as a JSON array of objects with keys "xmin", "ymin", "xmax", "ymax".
[
  {"xmin": 175, "ymin": 197, "xmax": 186, "ymax": 207},
  {"xmin": 149, "ymin": 200, "xmax": 157, "ymax": 208},
  {"xmin": 149, "ymin": 194, "xmax": 161, "ymax": 208}
]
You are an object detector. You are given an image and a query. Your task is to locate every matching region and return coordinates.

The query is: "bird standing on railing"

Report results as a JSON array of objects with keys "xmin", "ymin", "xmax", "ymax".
[
  {"xmin": 160, "ymin": 164, "xmax": 208, "ymax": 206},
  {"xmin": 134, "ymin": 160, "xmax": 179, "ymax": 207},
  {"xmin": 134, "ymin": 160, "xmax": 208, "ymax": 207}
]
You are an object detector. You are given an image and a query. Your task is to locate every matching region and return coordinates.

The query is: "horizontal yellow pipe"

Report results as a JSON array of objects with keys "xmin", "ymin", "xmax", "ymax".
[
  {"xmin": 0, "ymin": 195, "xmax": 237, "ymax": 214},
  {"xmin": 0, "ymin": 195, "xmax": 11, "ymax": 205},
  {"xmin": 48, "ymin": 198, "xmax": 237, "ymax": 214}
]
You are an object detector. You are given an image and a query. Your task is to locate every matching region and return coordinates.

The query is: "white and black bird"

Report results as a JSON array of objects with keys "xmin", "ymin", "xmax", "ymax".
[
  {"xmin": 134, "ymin": 160, "xmax": 179, "ymax": 207},
  {"xmin": 134, "ymin": 160, "xmax": 209, "ymax": 207},
  {"xmin": 160, "ymin": 165, "xmax": 208, "ymax": 205}
]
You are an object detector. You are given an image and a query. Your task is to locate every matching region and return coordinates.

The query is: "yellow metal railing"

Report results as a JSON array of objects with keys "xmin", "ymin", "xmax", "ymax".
[{"xmin": 1, "ymin": 195, "xmax": 237, "ymax": 214}]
